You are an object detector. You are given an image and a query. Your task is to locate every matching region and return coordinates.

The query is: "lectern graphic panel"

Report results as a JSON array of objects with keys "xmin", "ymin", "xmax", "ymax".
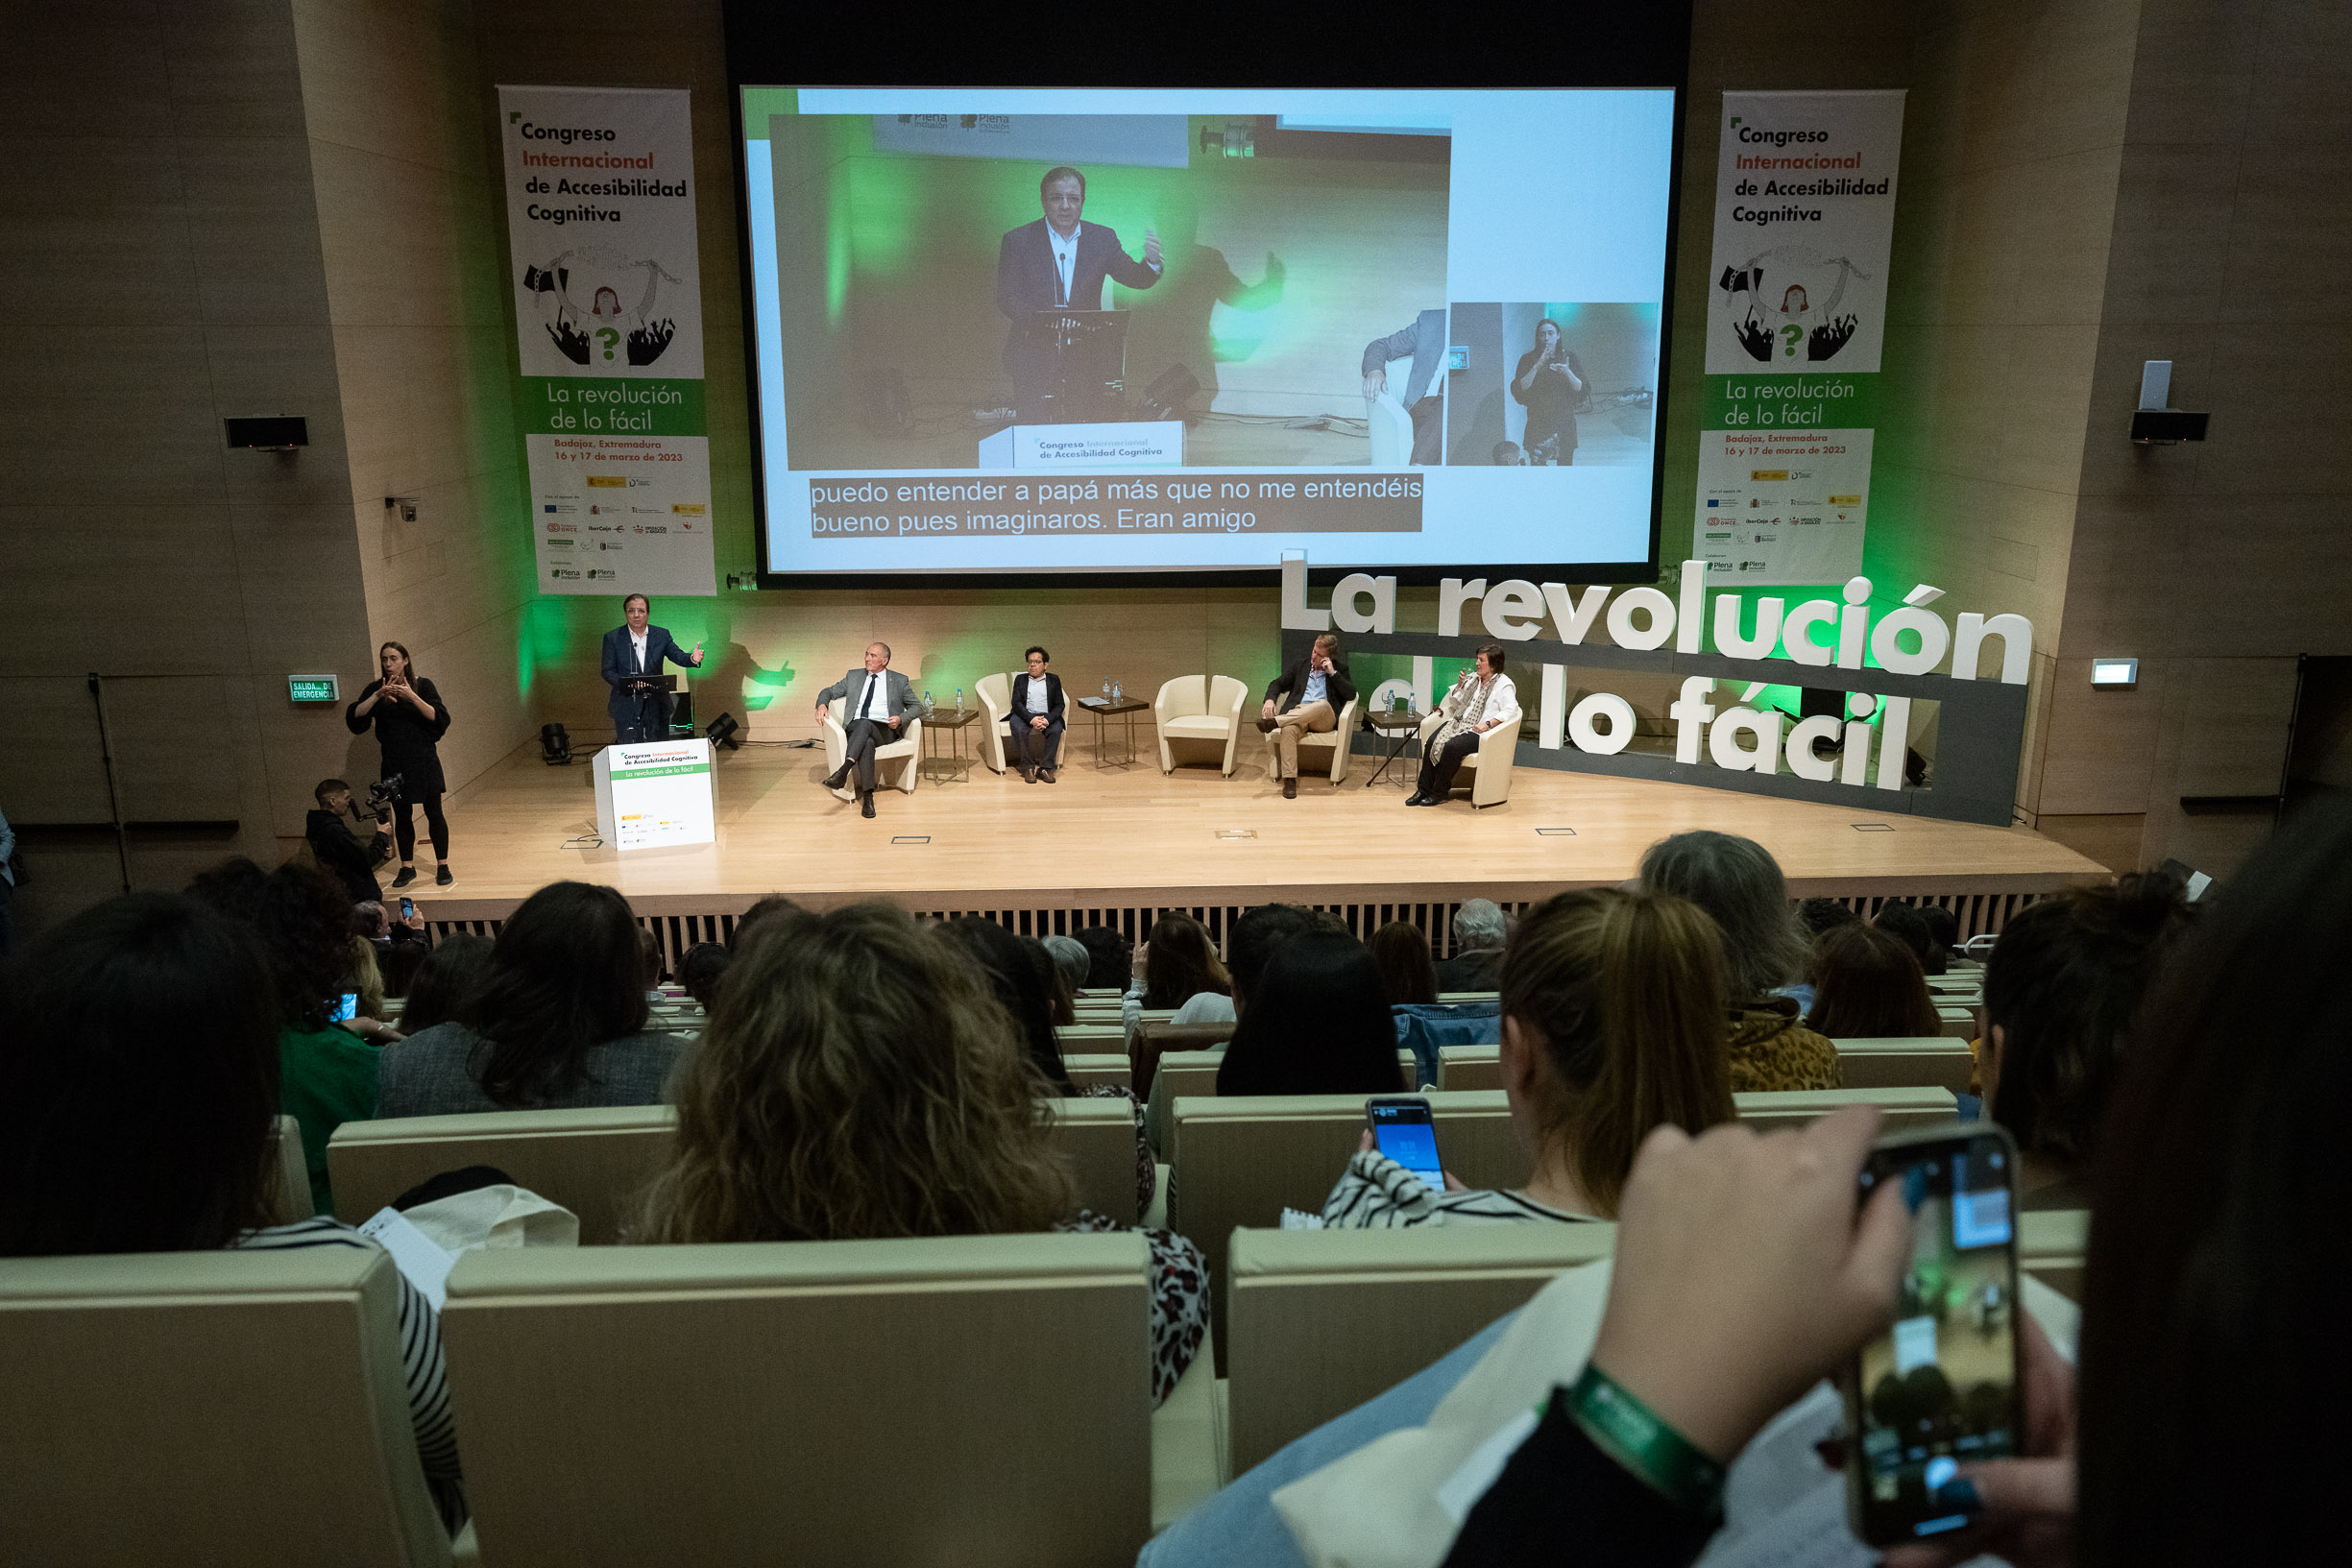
[{"xmin": 593, "ymin": 739, "xmax": 715, "ymax": 851}]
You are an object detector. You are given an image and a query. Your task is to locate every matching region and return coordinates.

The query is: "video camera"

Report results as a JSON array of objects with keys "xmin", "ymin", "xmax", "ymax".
[{"xmin": 365, "ymin": 774, "xmax": 403, "ymax": 812}]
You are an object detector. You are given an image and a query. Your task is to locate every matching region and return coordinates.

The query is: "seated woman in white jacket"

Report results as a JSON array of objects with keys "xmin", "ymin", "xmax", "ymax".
[{"xmin": 1408, "ymin": 641, "xmax": 1521, "ymax": 807}]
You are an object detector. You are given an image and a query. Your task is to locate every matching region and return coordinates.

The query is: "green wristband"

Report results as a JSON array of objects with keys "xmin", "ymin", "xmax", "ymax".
[{"xmin": 1566, "ymin": 1363, "xmax": 1727, "ymax": 1519}]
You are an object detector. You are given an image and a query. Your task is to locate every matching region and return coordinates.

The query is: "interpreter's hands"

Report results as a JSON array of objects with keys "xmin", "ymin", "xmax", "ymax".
[
  {"xmin": 1588, "ymin": 1106, "xmax": 1909, "ymax": 1463},
  {"xmin": 1144, "ymin": 227, "xmax": 1161, "ymax": 268},
  {"xmin": 1362, "ymin": 370, "xmax": 1387, "ymax": 399},
  {"xmin": 1883, "ymin": 1312, "xmax": 2077, "ymax": 1568}
]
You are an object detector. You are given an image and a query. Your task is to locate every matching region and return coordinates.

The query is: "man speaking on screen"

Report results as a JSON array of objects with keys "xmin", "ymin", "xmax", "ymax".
[{"xmin": 996, "ymin": 165, "xmax": 1161, "ymax": 420}]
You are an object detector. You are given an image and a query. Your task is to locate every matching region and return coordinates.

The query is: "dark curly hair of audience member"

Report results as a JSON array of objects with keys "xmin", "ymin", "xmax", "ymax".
[
  {"xmin": 185, "ymin": 856, "xmax": 356, "ymax": 1033},
  {"xmin": 1983, "ymin": 872, "xmax": 2195, "ymax": 1174},
  {"xmin": 1073, "ymin": 924, "xmax": 1130, "ymax": 990},
  {"xmin": 1873, "ymin": 899, "xmax": 1948, "ymax": 977},
  {"xmin": 678, "ymin": 941, "xmax": 732, "ymax": 1011}
]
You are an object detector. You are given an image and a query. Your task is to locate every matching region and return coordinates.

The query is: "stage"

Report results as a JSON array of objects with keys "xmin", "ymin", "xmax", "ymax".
[{"xmin": 417, "ymin": 734, "xmax": 2104, "ymax": 952}]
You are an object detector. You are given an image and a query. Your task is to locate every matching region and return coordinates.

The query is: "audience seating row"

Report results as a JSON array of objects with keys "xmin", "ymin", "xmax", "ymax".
[
  {"xmin": 1, "ymin": 1205, "xmax": 2084, "ymax": 1566},
  {"xmin": 327, "ymin": 1097, "xmax": 1153, "ymax": 1241}
]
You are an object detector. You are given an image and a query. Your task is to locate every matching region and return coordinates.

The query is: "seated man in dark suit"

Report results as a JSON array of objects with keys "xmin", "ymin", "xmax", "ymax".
[
  {"xmin": 1362, "ymin": 308, "xmax": 1447, "ymax": 465},
  {"xmin": 812, "ymin": 641, "xmax": 921, "ymax": 819},
  {"xmin": 996, "ymin": 165, "xmax": 1162, "ymax": 421},
  {"xmin": 1254, "ymin": 633, "xmax": 1356, "ymax": 800},
  {"xmin": 600, "ymin": 591, "xmax": 704, "ymax": 742},
  {"xmin": 1006, "ymin": 644, "xmax": 1066, "ymax": 784}
]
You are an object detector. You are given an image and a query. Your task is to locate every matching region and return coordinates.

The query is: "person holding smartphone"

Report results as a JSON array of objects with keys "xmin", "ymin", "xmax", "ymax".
[
  {"xmin": 1256, "ymin": 632, "xmax": 1355, "ymax": 800},
  {"xmin": 1322, "ymin": 887, "xmax": 1734, "ymax": 1227},
  {"xmin": 344, "ymin": 640, "xmax": 453, "ymax": 889}
]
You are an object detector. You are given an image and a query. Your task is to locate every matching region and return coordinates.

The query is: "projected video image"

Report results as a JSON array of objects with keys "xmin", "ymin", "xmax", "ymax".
[
  {"xmin": 767, "ymin": 113, "xmax": 1448, "ymax": 471},
  {"xmin": 742, "ymin": 88, "xmax": 1676, "ymax": 579},
  {"xmin": 1445, "ymin": 302, "xmax": 1660, "ymax": 466}
]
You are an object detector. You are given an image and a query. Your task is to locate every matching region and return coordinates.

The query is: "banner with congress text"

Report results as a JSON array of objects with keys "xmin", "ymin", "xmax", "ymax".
[
  {"xmin": 1694, "ymin": 89, "xmax": 1903, "ymax": 588},
  {"xmin": 498, "ymin": 84, "xmax": 715, "ymax": 597}
]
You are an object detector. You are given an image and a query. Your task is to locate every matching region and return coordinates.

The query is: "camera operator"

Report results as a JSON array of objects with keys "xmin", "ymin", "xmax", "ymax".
[{"xmin": 306, "ymin": 778, "xmax": 393, "ymax": 905}]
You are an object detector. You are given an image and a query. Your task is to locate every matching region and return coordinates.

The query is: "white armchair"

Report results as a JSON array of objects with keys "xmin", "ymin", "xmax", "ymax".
[
  {"xmin": 1263, "ymin": 696, "xmax": 1361, "ymax": 784},
  {"xmin": 1418, "ymin": 707, "xmax": 1520, "ymax": 808},
  {"xmin": 1154, "ymin": 675, "xmax": 1249, "ymax": 776},
  {"xmin": 822, "ymin": 697, "xmax": 922, "ymax": 796},
  {"xmin": 974, "ymin": 672, "xmax": 1015, "ymax": 774}
]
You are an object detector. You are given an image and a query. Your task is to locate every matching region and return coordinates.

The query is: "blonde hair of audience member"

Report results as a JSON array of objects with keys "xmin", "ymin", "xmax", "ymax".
[
  {"xmin": 1499, "ymin": 887, "xmax": 1734, "ymax": 1218},
  {"xmin": 638, "ymin": 902, "xmax": 1075, "ymax": 1242},
  {"xmin": 349, "ymin": 935, "xmax": 387, "ymax": 1021}
]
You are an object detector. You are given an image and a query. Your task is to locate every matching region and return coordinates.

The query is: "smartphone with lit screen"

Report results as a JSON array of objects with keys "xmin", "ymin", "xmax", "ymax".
[
  {"xmin": 1366, "ymin": 1097, "xmax": 1445, "ymax": 1191},
  {"xmin": 399, "ymin": 896, "xmax": 414, "ymax": 921},
  {"xmin": 1845, "ymin": 1122, "xmax": 2025, "ymax": 1548},
  {"xmin": 330, "ymin": 992, "xmax": 359, "ymax": 1024}
]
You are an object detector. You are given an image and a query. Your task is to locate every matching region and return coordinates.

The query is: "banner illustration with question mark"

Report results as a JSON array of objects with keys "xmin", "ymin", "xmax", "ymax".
[
  {"xmin": 500, "ymin": 85, "xmax": 716, "ymax": 597},
  {"xmin": 1693, "ymin": 89, "xmax": 1904, "ymax": 588}
]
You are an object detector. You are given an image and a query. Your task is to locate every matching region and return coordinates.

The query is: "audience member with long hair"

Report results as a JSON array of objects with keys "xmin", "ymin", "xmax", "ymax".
[
  {"xmin": 1439, "ymin": 802, "xmax": 2352, "ymax": 1568},
  {"xmin": 1979, "ymin": 871, "xmax": 2194, "ymax": 1211},
  {"xmin": 1369, "ymin": 920, "xmax": 1439, "ymax": 1005},
  {"xmin": 938, "ymin": 916, "xmax": 1075, "ymax": 1092},
  {"xmin": 1216, "ymin": 930, "xmax": 1403, "ymax": 1096},
  {"xmin": 1804, "ymin": 922, "xmax": 1943, "ymax": 1039},
  {"xmin": 1122, "ymin": 911, "xmax": 1235, "ymax": 1039},
  {"xmin": 395, "ymin": 931, "xmax": 492, "ymax": 1037},
  {"xmin": 1638, "ymin": 830, "xmax": 1842, "ymax": 1091},
  {"xmin": 378, "ymin": 881, "xmax": 684, "ymax": 1117},
  {"xmin": 636, "ymin": 902, "xmax": 1206, "ymax": 1402},
  {"xmin": 0, "ymin": 892, "xmax": 467, "ymax": 1530},
  {"xmin": 185, "ymin": 857, "xmax": 382, "ymax": 1211},
  {"xmin": 1325, "ymin": 888, "xmax": 1734, "ymax": 1226}
]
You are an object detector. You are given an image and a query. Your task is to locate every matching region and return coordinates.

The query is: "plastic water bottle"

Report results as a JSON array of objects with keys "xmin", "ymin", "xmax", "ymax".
[
  {"xmin": 1112, "ymin": 680, "xmax": 1123, "ymax": 706},
  {"xmin": 922, "ymin": 688, "xmax": 934, "ymax": 717},
  {"xmin": 955, "ymin": 687, "xmax": 964, "ymax": 714},
  {"xmin": 1102, "ymin": 679, "xmax": 1111, "ymax": 708}
]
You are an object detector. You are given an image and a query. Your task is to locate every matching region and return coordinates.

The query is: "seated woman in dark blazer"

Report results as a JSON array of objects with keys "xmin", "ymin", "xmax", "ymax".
[{"xmin": 1006, "ymin": 644, "xmax": 1066, "ymax": 784}]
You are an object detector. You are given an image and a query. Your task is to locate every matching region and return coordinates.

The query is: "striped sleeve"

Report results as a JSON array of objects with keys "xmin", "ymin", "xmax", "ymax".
[
  {"xmin": 1322, "ymin": 1149, "xmax": 1445, "ymax": 1227},
  {"xmin": 234, "ymin": 1218, "xmax": 464, "ymax": 1530}
]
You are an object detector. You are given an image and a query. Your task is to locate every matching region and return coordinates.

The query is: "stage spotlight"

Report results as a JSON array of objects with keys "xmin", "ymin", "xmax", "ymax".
[
  {"xmin": 1141, "ymin": 365, "xmax": 1200, "ymax": 420},
  {"xmin": 705, "ymin": 712, "xmax": 741, "ymax": 751},
  {"xmin": 540, "ymin": 722, "xmax": 570, "ymax": 765}
]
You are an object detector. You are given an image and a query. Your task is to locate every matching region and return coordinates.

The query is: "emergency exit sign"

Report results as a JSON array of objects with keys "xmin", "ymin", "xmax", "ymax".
[{"xmin": 288, "ymin": 674, "xmax": 339, "ymax": 703}]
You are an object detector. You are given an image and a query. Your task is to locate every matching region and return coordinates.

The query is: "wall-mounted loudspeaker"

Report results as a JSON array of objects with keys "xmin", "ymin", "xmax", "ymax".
[{"xmin": 225, "ymin": 416, "xmax": 308, "ymax": 449}]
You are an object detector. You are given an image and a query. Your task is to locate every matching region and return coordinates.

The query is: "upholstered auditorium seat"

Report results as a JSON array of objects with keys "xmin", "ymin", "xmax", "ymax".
[
  {"xmin": 328, "ymin": 1095, "xmax": 1151, "ymax": 1238},
  {"xmin": 1224, "ymin": 1206, "xmax": 2089, "ymax": 1474},
  {"xmin": 822, "ymin": 694, "xmax": 922, "ymax": 795},
  {"xmin": 1153, "ymin": 674, "xmax": 1249, "ymax": 775},
  {"xmin": 266, "ymin": 1112, "xmax": 315, "ymax": 1222},
  {"xmin": 436, "ymin": 1232, "xmax": 1221, "ymax": 1563},
  {"xmin": 1830, "ymin": 1036, "xmax": 1978, "ymax": 1094},
  {"xmin": 1225, "ymin": 1222, "xmax": 1616, "ymax": 1472},
  {"xmin": 1417, "ymin": 708, "xmax": 1520, "ymax": 807},
  {"xmin": 0, "ymin": 1247, "xmax": 453, "ymax": 1567},
  {"xmin": 1260, "ymin": 694, "xmax": 1361, "ymax": 784}
]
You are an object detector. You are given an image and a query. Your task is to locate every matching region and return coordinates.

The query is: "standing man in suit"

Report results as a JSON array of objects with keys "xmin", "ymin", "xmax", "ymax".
[
  {"xmin": 814, "ymin": 642, "xmax": 921, "ymax": 819},
  {"xmin": 1362, "ymin": 308, "xmax": 1448, "ymax": 465},
  {"xmin": 1006, "ymin": 644, "xmax": 1066, "ymax": 784},
  {"xmin": 996, "ymin": 165, "xmax": 1162, "ymax": 421},
  {"xmin": 1254, "ymin": 633, "xmax": 1356, "ymax": 800},
  {"xmin": 601, "ymin": 592, "xmax": 703, "ymax": 743}
]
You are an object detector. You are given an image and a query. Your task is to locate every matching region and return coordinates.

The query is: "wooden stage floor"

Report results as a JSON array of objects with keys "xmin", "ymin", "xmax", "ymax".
[{"xmin": 419, "ymin": 736, "xmax": 2104, "ymax": 930}]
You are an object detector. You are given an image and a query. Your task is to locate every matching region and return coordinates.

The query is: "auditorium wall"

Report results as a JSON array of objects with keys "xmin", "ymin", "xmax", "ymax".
[
  {"xmin": 290, "ymin": 0, "xmax": 540, "ymax": 812},
  {"xmin": 0, "ymin": 1, "xmax": 383, "ymax": 931}
]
